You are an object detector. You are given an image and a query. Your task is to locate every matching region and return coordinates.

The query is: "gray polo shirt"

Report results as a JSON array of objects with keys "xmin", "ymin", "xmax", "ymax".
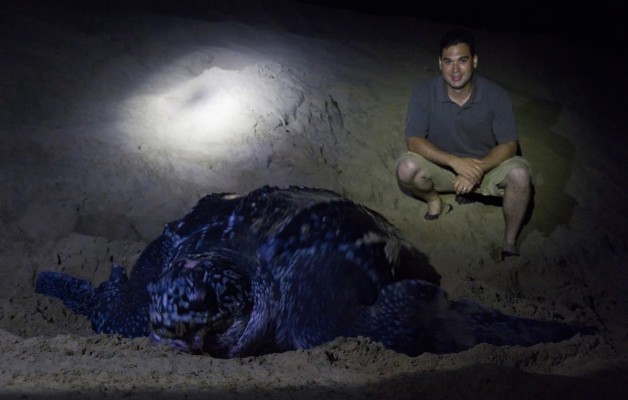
[{"xmin": 404, "ymin": 74, "xmax": 517, "ymax": 158}]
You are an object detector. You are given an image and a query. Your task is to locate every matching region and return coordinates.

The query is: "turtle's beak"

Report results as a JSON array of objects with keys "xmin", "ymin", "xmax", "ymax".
[{"xmin": 149, "ymin": 331, "xmax": 203, "ymax": 354}]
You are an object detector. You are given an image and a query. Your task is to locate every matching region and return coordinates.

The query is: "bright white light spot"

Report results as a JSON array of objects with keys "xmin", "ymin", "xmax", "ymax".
[
  {"xmin": 124, "ymin": 65, "xmax": 296, "ymax": 154},
  {"xmin": 154, "ymin": 67, "xmax": 258, "ymax": 146}
]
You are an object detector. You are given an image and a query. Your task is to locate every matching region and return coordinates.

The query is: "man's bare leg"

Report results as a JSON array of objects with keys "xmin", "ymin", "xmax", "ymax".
[
  {"xmin": 396, "ymin": 158, "xmax": 444, "ymax": 216},
  {"xmin": 499, "ymin": 167, "xmax": 531, "ymax": 256}
]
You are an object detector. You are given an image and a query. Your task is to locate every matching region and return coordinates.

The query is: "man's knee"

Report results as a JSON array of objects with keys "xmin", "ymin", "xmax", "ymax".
[
  {"xmin": 396, "ymin": 157, "xmax": 420, "ymax": 184},
  {"xmin": 504, "ymin": 167, "xmax": 531, "ymax": 190}
]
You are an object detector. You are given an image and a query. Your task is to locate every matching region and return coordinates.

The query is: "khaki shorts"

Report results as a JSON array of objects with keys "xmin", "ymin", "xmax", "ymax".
[{"xmin": 396, "ymin": 152, "xmax": 531, "ymax": 197}]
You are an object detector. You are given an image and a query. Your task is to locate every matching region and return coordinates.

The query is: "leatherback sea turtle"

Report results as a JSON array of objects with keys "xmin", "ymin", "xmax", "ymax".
[{"xmin": 36, "ymin": 186, "xmax": 587, "ymax": 357}]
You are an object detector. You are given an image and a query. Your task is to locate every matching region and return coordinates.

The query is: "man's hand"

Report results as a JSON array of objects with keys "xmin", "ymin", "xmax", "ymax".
[
  {"xmin": 450, "ymin": 157, "xmax": 484, "ymax": 185},
  {"xmin": 453, "ymin": 175, "xmax": 476, "ymax": 195}
]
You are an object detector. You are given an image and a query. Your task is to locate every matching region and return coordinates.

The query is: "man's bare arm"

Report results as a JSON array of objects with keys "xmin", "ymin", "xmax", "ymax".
[
  {"xmin": 480, "ymin": 141, "xmax": 518, "ymax": 172},
  {"xmin": 406, "ymin": 136, "xmax": 484, "ymax": 184}
]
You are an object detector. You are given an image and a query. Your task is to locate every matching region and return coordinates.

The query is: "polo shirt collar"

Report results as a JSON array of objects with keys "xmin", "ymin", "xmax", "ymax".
[{"xmin": 436, "ymin": 74, "xmax": 483, "ymax": 104}]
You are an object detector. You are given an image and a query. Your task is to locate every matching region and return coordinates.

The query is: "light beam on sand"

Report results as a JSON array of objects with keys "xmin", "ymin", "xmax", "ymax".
[
  {"xmin": 154, "ymin": 67, "xmax": 261, "ymax": 147},
  {"xmin": 125, "ymin": 64, "xmax": 296, "ymax": 153},
  {"xmin": 159, "ymin": 84, "xmax": 248, "ymax": 144}
]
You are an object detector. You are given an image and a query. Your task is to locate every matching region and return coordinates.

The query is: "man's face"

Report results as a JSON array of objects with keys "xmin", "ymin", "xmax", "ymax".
[{"xmin": 438, "ymin": 43, "xmax": 478, "ymax": 90}]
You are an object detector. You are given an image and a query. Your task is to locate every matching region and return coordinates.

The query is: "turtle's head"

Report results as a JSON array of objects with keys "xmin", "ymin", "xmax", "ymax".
[{"xmin": 147, "ymin": 251, "xmax": 253, "ymax": 355}]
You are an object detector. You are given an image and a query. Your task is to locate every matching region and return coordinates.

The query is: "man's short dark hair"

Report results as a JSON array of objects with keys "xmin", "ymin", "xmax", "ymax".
[{"xmin": 439, "ymin": 29, "xmax": 476, "ymax": 56}]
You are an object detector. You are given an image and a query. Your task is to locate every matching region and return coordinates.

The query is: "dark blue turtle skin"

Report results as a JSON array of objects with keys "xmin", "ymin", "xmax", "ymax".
[{"xmin": 35, "ymin": 186, "xmax": 589, "ymax": 358}]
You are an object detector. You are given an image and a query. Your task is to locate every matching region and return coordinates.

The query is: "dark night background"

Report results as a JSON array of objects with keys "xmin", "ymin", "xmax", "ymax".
[
  {"xmin": 7, "ymin": 0, "xmax": 626, "ymax": 45},
  {"xmin": 304, "ymin": 0, "xmax": 623, "ymax": 40}
]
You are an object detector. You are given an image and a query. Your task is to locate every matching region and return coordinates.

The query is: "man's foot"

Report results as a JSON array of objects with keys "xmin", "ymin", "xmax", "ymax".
[
  {"xmin": 491, "ymin": 246, "xmax": 520, "ymax": 263},
  {"xmin": 500, "ymin": 249, "xmax": 520, "ymax": 259},
  {"xmin": 455, "ymin": 194, "xmax": 476, "ymax": 205},
  {"xmin": 499, "ymin": 243, "xmax": 520, "ymax": 261},
  {"xmin": 424, "ymin": 203, "xmax": 453, "ymax": 221}
]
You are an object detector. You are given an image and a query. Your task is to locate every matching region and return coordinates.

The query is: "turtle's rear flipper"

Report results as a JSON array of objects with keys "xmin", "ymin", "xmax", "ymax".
[
  {"xmin": 35, "ymin": 271, "xmax": 96, "ymax": 316},
  {"xmin": 356, "ymin": 280, "xmax": 592, "ymax": 356},
  {"xmin": 449, "ymin": 299, "xmax": 593, "ymax": 348}
]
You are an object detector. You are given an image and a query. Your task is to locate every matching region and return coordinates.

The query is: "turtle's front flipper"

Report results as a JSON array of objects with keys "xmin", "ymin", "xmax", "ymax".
[
  {"xmin": 36, "ymin": 263, "xmax": 150, "ymax": 337},
  {"xmin": 36, "ymin": 271, "xmax": 96, "ymax": 316}
]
